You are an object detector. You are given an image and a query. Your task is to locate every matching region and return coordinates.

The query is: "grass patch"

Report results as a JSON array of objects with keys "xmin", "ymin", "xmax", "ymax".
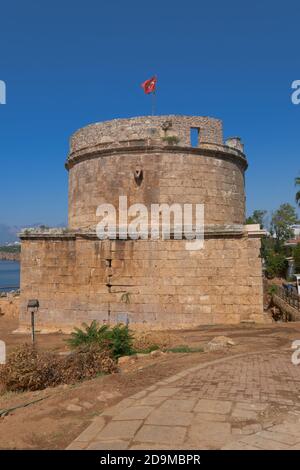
[
  {"xmin": 166, "ymin": 345, "xmax": 204, "ymax": 354},
  {"xmin": 135, "ymin": 344, "xmax": 160, "ymax": 354}
]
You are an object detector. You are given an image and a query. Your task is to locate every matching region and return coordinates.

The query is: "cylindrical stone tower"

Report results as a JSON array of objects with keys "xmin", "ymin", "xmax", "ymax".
[
  {"xmin": 66, "ymin": 116, "xmax": 247, "ymax": 230},
  {"xmin": 19, "ymin": 115, "xmax": 264, "ymax": 332}
]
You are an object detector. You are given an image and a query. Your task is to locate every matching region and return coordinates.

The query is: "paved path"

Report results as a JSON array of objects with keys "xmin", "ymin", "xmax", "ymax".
[{"xmin": 67, "ymin": 350, "xmax": 300, "ymax": 450}]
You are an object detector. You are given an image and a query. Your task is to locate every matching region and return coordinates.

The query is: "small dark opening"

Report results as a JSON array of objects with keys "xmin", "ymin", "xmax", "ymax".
[{"xmin": 190, "ymin": 127, "xmax": 199, "ymax": 147}]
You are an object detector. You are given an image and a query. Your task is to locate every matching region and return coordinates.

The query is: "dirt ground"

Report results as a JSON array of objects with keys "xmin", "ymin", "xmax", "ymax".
[{"xmin": 1, "ymin": 316, "xmax": 300, "ymax": 450}]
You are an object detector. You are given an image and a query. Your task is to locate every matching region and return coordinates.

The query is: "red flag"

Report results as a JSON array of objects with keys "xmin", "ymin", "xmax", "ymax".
[{"xmin": 141, "ymin": 76, "xmax": 157, "ymax": 94}]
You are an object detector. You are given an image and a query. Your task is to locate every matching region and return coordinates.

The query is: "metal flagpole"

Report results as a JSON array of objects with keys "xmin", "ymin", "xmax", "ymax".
[{"xmin": 152, "ymin": 90, "xmax": 156, "ymax": 116}]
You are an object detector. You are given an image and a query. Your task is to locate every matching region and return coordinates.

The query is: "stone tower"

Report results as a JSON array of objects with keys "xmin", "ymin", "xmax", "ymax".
[{"xmin": 19, "ymin": 115, "xmax": 265, "ymax": 332}]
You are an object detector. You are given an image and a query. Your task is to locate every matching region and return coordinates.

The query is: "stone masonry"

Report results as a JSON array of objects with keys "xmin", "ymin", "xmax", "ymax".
[{"xmin": 19, "ymin": 115, "xmax": 265, "ymax": 332}]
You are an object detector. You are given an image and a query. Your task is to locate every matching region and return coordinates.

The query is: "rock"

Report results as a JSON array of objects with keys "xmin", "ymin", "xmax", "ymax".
[
  {"xmin": 70, "ymin": 397, "xmax": 80, "ymax": 404},
  {"xmin": 82, "ymin": 401, "xmax": 94, "ymax": 409},
  {"xmin": 66, "ymin": 404, "xmax": 82, "ymax": 412},
  {"xmin": 150, "ymin": 350, "xmax": 163, "ymax": 358},
  {"xmin": 118, "ymin": 355, "xmax": 137, "ymax": 364},
  {"xmin": 97, "ymin": 391, "xmax": 122, "ymax": 402},
  {"xmin": 206, "ymin": 336, "xmax": 236, "ymax": 351}
]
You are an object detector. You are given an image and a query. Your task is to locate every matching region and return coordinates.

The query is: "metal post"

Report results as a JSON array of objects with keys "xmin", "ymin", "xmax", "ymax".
[
  {"xmin": 31, "ymin": 311, "xmax": 35, "ymax": 344},
  {"xmin": 152, "ymin": 91, "xmax": 156, "ymax": 116}
]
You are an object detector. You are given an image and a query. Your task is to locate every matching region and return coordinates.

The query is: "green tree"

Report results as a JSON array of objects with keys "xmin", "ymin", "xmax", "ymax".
[
  {"xmin": 246, "ymin": 210, "xmax": 267, "ymax": 228},
  {"xmin": 294, "ymin": 243, "xmax": 300, "ymax": 273},
  {"xmin": 270, "ymin": 203, "xmax": 298, "ymax": 250},
  {"xmin": 296, "ymin": 176, "xmax": 300, "ymax": 207},
  {"xmin": 264, "ymin": 251, "xmax": 288, "ymax": 278}
]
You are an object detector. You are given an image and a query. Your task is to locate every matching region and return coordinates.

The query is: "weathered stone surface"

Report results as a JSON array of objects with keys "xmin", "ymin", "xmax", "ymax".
[
  {"xmin": 87, "ymin": 440, "xmax": 129, "ymax": 450},
  {"xmin": 145, "ymin": 410, "xmax": 193, "ymax": 426},
  {"xmin": 134, "ymin": 424, "xmax": 187, "ymax": 445},
  {"xmin": 95, "ymin": 420, "xmax": 142, "ymax": 440},
  {"xmin": 97, "ymin": 391, "xmax": 122, "ymax": 402},
  {"xmin": 112, "ymin": 406, "xmax": 153, "ymax": 421},
  {"xmin": 0, "ymin": 294, "xmax": 20, "ymax": 318},
  {"xmin": 159, "ymin": 398, "xmax": 197, "ymax": 412},
  {"xmin": 65, "ymin": 350, "xmax": 300, "ymax": 450},
  {"xmin": 188, "ymin": 422, "xmax": 232, "ymax": 448},
  {"xmin": 194, "ymin": 399, "xmax": 232, "ymax": 415},
  {"xmin": 66, "ymin": 404, "xmax": 83, "ymax": 412}
]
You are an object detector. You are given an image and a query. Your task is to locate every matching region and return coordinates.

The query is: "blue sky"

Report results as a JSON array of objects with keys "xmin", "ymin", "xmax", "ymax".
[{"xmin": 0, "ymin": 0, "xmax": 299, "ymax": 227}]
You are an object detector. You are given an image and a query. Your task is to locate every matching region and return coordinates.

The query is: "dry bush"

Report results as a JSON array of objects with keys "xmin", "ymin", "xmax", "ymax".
[
  {"xmin": 0, "ymin": 343, "xmax": 117, "ymax": 393},
  {"xmin": 133, "ymin": 331, "xmax": 180, "ymax": 352}
]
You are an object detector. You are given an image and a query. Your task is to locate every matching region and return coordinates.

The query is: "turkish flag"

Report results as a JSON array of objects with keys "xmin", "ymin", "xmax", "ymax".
[{"xmin": 141, "ymin": 76, "xmax": 157, "ymax": 94}]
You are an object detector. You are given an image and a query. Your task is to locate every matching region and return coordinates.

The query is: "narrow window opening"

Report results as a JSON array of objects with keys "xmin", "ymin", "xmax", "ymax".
[{"xmin": 190, "ymin": 127, "xmax": 200, "ymax": 147}]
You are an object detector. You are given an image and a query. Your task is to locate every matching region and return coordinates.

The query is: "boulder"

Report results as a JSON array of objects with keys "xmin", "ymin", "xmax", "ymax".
[{"xmin": 206, "ymin": 336, "xmax": 236, "ymax": 351}]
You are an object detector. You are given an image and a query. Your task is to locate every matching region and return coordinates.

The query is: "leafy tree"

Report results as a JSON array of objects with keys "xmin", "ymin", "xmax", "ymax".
[
  {"xmin": 246, "ymin": 210, "xmax": 267, "ymax": 228},
  {"xmin": 270, "ymin": 203, "xmax": 298, "ymax": 250},
  {"xmin": 264, "ymin": 250, "xmax": 288, "ymax": 278},
  {"xmin": 294, "ymin": 243, "xmax": 300, "ymax": 273},
  {"xmin": 295, "ymin": 176, "xmax": 300, "ymax": 207}
]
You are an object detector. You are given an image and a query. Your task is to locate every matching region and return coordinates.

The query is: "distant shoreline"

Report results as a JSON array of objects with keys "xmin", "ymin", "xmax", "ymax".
[{"xmin": 0, "ymin": 252, "xmax": 20, "ymax": 262}]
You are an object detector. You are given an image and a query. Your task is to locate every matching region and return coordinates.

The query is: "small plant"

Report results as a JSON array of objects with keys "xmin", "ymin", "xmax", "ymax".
[
  {"xmin": 67, "ymin": 320, "xmax": 108, "ymax": 348},
  {"xmin": 268, "ymin": 284, "xmax": 278, "ymax": 296},
  {"xmin": 67, "ymin": 321, "xmax": 135, "ymax": 359},
  {"xmin": 109, "ymin": 324, "xmax": 135, "ymax": 358},
  {"xmin": 162, "ymin": 135, "xmax": 180, "ymax": 145}
]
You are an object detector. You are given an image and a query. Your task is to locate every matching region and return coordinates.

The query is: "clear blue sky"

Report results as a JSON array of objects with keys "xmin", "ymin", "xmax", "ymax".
[{"xmin": 0, "ymin": 0, "xmax": 299, "ymax": 227}]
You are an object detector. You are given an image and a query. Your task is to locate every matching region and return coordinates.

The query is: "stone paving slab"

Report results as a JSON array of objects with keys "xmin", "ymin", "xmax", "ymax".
[{"xmin": 66, "ymin": 350, "xmax": 300, "ymax": 450}]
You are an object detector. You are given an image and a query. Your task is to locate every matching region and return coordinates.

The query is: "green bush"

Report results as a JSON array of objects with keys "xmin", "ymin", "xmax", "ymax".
[
  {"xmin": 293, "ymin": 243, "xmax": 300, "ymax": 273},
  {"xmin": 265, "ymin": 251, "xmax": 288, "ymax": 278},
  {"xmin": 268, "ymin": 284, "xmax": 278, "ymax": 295},
  {"xmin": 108, "ymin": 324, "xmax": 135, "ymax": 358},
  {"xmin": 67, "ymin": 321, "xmax": 135, "ymax": 359},
  {"xmin": 0, "ymin": 245, "xmax": 20, "ymax": 253}
]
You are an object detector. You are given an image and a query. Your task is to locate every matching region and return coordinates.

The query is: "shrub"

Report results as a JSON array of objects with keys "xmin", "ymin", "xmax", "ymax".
[
  {"xmin": 67, "ymin": 322, "xmax": 135, "ymax": 359},
  {"xmin": 108, "ymin": 324, "xmax": 134, "ymax": 358},
  {"xmin": 268, "ymin": 284, "xmax": 278, "ymax": 295},
  {"xmin": 0, "ymin": 343, "xmax": 117, "ymax": 393},
  {"xmin": 264, "ymin": 251, "xmax": 288, "ymax": 278},
  {"xmin": 67, "ymin": 321, "xmax": 109, "ymax": 348},
  {"xmin": 162, "ymin": 135, "xmax": 180, "ymax": 145}
]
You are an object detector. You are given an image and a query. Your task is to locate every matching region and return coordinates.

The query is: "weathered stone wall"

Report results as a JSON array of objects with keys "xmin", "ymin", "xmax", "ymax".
[
  {"xmin": 0, "ymin": 294, "xmax": 20, "ymax": 318},
  {"xmin": 70, "ymin": 115, "xmax": 223, "ymax": 154},
  {"xmin": 19, "ymin": 230, "xmax": 264, "ymax": 332},
  {"xmin": 68, "ymin": 150, "xmax": 246, "ymax": 230}
]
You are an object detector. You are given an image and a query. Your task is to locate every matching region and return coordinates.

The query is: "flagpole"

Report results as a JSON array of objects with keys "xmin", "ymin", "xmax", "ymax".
[{"xmin": 152, "ymin": 91, "xmax": 156, "ymax": 116}]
